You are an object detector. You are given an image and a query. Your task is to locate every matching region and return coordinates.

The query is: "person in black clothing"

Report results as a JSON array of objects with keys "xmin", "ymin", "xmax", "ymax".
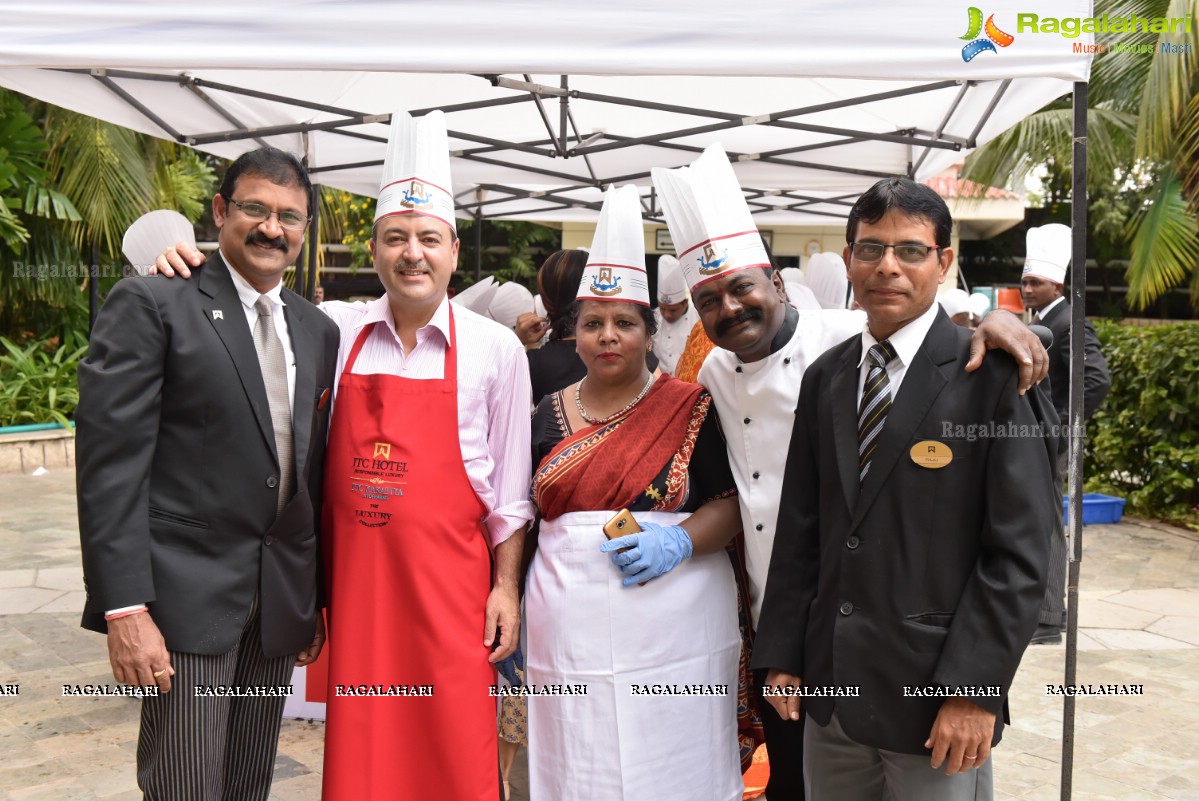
[{"xmin": 1020, "ymin": 223, "xmax": 1111, "ymax": 645}]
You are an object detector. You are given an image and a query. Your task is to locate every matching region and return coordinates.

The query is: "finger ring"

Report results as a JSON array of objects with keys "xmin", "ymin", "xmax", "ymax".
[
  {"xmin": 965, "ymin": 754, "xmax": 978, "ymax": 759},
  {"xmin": 152, "ymin": 670, "xmax": 166, "ymax": 678}
]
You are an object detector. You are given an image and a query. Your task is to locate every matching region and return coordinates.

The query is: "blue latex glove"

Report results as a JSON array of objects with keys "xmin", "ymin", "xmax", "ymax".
[
  {"xmin": 599, "ymin": 521, "xmax": 693, "ymax": 587},
  {"xmin": 495, "ymin": 642, "xmax": 524, "ymax": 687}
]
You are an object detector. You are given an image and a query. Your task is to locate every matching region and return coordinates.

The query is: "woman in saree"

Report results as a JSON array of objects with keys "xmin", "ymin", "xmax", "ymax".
[{"xmin": 524, "ymin": 185, "xmax": 744, "ymax": 801}]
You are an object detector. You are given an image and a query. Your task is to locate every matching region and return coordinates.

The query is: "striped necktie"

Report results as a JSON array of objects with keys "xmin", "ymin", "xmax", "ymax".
[
  {"xmin": 858, "ymin": 340, "xmax": 897, "ymax": 483},
  {"xmin": 253, "ymin": 296, "xmax": 294, "ymax": 516}
]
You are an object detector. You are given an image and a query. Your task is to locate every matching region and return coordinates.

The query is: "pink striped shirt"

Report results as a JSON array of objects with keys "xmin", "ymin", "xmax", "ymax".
[{"xmin": 321, "ymin": 296, "xmax": 534, "ymax": 548}]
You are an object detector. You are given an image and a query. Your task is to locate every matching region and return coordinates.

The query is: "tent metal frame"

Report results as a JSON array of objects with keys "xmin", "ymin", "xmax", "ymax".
[
  {"xmin": 64, "ymin": 67, "xmax": 1009, "ymax": 218},
  {"xmin": 63, "ymin": 67, "xmax": 1020, "ymax": 288}
]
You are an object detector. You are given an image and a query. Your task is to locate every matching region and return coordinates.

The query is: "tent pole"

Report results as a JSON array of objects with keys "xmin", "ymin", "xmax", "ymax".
[
  {"xmin": 306, "ymin": 182, "xmax": 320, "ymax": 300},
  {"xmin": 474, "ymin": 214, "xmax": 483, "ymax": 282},
  {"xmin": 1060, "ymin": 78, "xmax": 1088, "ymax": 801},
  {"xmin": 559, "ymin": 76, "xmax": 569, "ymax": 156},
  {"xmin": 88, "ymin": 239, "xmax": 100, "ymax": 334}
]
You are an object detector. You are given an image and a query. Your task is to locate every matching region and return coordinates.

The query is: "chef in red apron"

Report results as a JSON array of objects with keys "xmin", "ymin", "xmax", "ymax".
[{"xmin": 318, "ymin": 108, "xmax": 533, "ymax": 801}]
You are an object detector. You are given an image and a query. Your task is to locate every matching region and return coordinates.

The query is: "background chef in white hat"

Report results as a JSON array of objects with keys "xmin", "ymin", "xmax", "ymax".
[
  {"xmin": 938, "ymin": 287, "xmax": 976, "ymax": 328},
  {"xmin": 653, "ymin": 144, "xmax": 1050, "ymax": 801},
  {"xmin": 1019, "ymin": 223, "xmax": 1111, "ymax": 646},
  {"xmin": 653, "ymin": 254, "xmax": 700, "ymax": 374}
]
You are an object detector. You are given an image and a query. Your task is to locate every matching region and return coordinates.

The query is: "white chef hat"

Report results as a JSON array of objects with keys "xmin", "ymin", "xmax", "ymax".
[
  {"xmin": 375, "ymin": 109, "xmax": 456, "ymax": 232},
  {"xmin": 968, "ymin": 292, "xmax": 991, "ymax": 319},
  {"xmin": 487, "ymin": 281, "xmax": 535, "ymax": 329},
  {"xmin": 652, "ymin": 144, "xmax": 770, "ymax": 292},
  {"xmin": 806, "ymin": 251, "xmax": 849, "ymax": 310},
  {"xmin": 938, "ymin": 288, "xmax": 972, "ymax": 318},
  {"xmin": 779, "ymin": 267, "xmax": 806, "ymax": 286},
  {"xmin": 123, "ymin": 210, "xmax": 195, "ymax": 276},
  {"xmin": 450, "ymin": 275, "xmax": 498, "ymax": 314},
  {"xmin": 577, "ymin": 185, "xmax": 650, "ymax": 307},
  {"xmin": 657, "ymin": 255, "xmax": 687, "ymax": 304},
  {"xmin": 1022, "ymin": 224, "xmax": 1072, "ymax": 284},
  {"xmin": 786, "ymin": 282, "xmax": 822, "ymax": 311}
]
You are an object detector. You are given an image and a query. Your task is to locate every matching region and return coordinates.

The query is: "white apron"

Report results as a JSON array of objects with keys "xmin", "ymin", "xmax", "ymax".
[{"xmin": 526, "ymin": 510, "xmax": 742, "ymax": 801}]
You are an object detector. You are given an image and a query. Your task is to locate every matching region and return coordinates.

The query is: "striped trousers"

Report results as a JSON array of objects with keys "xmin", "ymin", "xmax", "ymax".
[{"xmin": 136, "ymin": 596, "xmax": 296, "ymax": 801}]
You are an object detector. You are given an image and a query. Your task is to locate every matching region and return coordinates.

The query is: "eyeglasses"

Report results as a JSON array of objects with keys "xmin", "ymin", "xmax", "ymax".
[
  {"xmin": 849, "ymin": 242, "xmax": 942, "ymax": 264},
  {"xmin": 224, "ymin": 197, "xmax": 309, "ymax": 230}
]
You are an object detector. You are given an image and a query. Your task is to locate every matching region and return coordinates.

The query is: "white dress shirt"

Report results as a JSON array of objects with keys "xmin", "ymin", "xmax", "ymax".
[
  {"xmin": 1032, "ymin": 295, "xmax": 1066, "ymax": 323},
  {"xmin": 320, "ymin": 295, "xmax": 535, "ymax": 548},
  {"xmin": 699, "ymin": 308, "xmax": 865, "ymax": 627},
  {"xmin": 223, "ymin": 252, "xmax": 296, "ymax": 411},
  {"xmin": 855, "ymin": 301, "xmax": 940, "ymax": 407},
  {"xmin": 653, "ymin": 303, "xmax": 700, "ymax": 375}
]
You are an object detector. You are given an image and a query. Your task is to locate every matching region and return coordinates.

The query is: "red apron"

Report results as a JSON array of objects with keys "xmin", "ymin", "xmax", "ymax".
[{"xmin": 321, "ymin": 309, "xmax": 496, "ymax": 800}]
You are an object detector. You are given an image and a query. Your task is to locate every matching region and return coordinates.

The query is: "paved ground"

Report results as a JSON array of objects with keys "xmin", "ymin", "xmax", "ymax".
[{"xmin": 2, "ymin": 469, "xmax": 1198, "ymax": 800}]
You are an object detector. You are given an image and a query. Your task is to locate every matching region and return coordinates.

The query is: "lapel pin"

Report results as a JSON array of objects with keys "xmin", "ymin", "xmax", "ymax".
[
  {"xmin": 318, "ymin": 388, "xmax": 332, "ymax": 411},
  {"xmin": 212, "ymin": 310, "xmax": 224, "ymax": 320}
]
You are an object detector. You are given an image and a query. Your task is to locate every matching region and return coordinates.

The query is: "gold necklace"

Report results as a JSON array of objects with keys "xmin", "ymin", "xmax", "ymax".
[{"xmin": 574, "ymin": 373, "xmax": 656, "ymax": 425}]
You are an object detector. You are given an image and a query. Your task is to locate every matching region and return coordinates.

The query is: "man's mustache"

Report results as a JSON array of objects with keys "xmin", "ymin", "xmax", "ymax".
[
  {"xmin": 715, "ymin": 308, "xmax": 763, "ymax": 337},
  {"xmin": 245, "ymin": 232, "xmax": 288, "ymax": 251}
]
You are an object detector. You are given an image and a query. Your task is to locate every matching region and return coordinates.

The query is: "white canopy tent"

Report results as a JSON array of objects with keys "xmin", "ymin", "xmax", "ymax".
[
  {"xmin": 0, "ymin": 3, "xmax": 1098, "ymax": 797},
  {"xmin": 0, "ymin": 0, "xmax": 1093, "ymax": 226}
]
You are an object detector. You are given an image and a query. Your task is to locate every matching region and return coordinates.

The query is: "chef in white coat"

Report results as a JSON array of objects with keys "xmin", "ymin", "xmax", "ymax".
[
  {"xmin": 652, "ymin": 255, "xmax": 700, "ymax": 375},
  {"xmin": 653, "ymin": 144, "xmax": 1052, "ymax": 801}
]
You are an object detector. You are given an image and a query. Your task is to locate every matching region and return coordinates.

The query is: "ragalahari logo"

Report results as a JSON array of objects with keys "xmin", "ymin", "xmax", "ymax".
[{"xmin": 961, "ymin": 7, "xmax": 1015, "ymax": 62}]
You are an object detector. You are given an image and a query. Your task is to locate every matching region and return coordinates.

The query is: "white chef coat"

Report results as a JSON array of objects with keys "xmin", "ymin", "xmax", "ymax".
[
  {"xmin": 698, "ymin": 308, "xmax": 865, "ymax": 627},
  {"xmin": 653, "ymin": 303, "xmax": 700, "ymax": 375}
]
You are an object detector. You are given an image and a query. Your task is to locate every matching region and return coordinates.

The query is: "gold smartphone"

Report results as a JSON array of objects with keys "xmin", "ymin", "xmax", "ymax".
[
  {"xmin": 603, "ymin": 509, "xmax": 650, "ymax": 585},
  {"xmin": 603, "ymin": 509, "xmax": 642, "ymax": 542}
]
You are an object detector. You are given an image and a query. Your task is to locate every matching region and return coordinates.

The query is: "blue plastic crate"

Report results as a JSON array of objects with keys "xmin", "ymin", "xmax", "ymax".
[{"xmin": 1061, "ymin": 493, "xmax": 1126, "ymax": 525}]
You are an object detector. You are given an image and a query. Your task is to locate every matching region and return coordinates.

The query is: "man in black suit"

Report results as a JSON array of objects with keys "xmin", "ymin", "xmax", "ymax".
[
  {"xmin": 76, "ymin": 148, "xmax": 340, "ymax": 801},
  {"xmin": 752, "ymin": 177, "xmax": 1055, "ymax": 800},
  {"xmin": 1020, "ymin": 223, "xmax": 1111, "ymax": 644}
]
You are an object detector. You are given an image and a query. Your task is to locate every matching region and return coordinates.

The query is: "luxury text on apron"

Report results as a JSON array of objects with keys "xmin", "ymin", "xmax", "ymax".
[{"xmin": 321, "ymin": 308, "xmax": 496, "ymax": 801}]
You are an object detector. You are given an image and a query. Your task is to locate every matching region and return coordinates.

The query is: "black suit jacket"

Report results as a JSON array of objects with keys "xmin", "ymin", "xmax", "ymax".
[
  {"xmin": 1038, "ymin": 300, "xmax": 1111, "ymax": 426},
  {"xmin": 77, "ymin": 253, "xmax": 339, "ymax": 657},
  {"xmin": 752, "ymin": 309, "xmax": 1056, "ymax": 754}
]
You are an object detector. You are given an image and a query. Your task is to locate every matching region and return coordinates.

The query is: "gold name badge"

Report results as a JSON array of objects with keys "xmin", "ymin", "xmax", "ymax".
[{"xmin": 910, "ymin": 440, "xmax": 954, "ymax": 469}]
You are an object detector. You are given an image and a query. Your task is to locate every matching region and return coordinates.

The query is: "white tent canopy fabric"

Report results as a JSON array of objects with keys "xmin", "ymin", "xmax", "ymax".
[{"xmin": 0, "ymin": 1, "xmax": 1094, "ymax": 224}]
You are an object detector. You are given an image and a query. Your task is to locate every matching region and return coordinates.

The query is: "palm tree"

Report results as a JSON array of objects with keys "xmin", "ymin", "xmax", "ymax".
[
  {"xmin": 962, "ymin": 0, "xmax": 1199, "ymax": 310},
  {"xmin": 0, "ymin": 89, "xmax": 216, "ymax": 337}
]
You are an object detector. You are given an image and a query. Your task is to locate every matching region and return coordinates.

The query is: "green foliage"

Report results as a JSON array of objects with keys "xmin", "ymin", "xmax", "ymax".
[
  {"xmin": 0, "ymin": 90, "xmax": 80, "ymax": 251},
  {"xmin": 1085, "ymin": 321, "xmax": 1199, "ymax": 529},
  {"xmin": 963, "ymin": 0, "xmax": 1199, "ymax": 312},
  {"xmin": 324, "ymin": 188, "xmax": 376, "ymax": 272},
  {"xmin": 43, "ymin": 107, "xmax": 157, "ymax": 260},
  {"xmin": 0, "ymin": 332, "xmax": 88, "ymax": 428},
  {"xmin": 150, "ymin": 141, "xmax": 217, "ymax": 223},
  {"xmin": 456, "ymin": 218, "xmax": 560, "ymax": 285},
  {"xmin": 0, "ymin": 89, "xmax": 216, "ymax": 341},
  {"xmin": 1125, "ymin": 166, "xmax": 1199, "ymax": 308}
]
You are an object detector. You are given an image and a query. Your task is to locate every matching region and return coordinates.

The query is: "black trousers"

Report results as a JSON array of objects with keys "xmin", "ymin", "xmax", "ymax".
[
  {"xmin": 1039, "ymin": 450, "xmax": 1069, "ymax": 627},
  {"xmin": 755, "ymin": 667, "xmax": 807, "ymax": 800}
]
